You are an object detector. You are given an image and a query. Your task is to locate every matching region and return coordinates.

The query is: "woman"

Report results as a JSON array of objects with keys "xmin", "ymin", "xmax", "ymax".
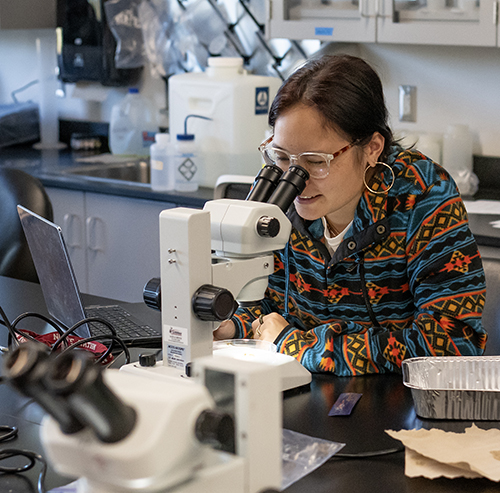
[{"xmin": 214, "ymin": 54, "xmax": 487, "ymax": 375}]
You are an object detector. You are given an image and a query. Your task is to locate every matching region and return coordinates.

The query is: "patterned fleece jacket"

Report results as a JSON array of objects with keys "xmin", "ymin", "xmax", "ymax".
[{"xmin": 232, "ymin": 146, "xmax": 488, "ymax": 376}]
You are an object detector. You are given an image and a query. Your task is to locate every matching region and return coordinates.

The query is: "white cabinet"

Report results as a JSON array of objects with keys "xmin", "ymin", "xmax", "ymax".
[
  {"xmin": 46, "ymin": 187, "xmax": 176, "ymax": 303},
  {"xmin": 377, "ymin": 0, "xmax": 497, "ymax": 47},
  {"xmin": 266, "ymin": 0, "xmax": 498, "ymax": 47},
  {"xmin": 46, "ymin": 188, "xmax": 88, "ymax": 291},
  {"xmin": 267, "ymin": 0, "xmax": 377, "ymax": 42}
]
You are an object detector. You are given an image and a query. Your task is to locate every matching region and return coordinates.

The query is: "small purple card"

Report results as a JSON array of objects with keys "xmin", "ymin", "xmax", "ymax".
[{"xmin": 328, "ymin": 393, "xmax": 362, "ymax": 416}]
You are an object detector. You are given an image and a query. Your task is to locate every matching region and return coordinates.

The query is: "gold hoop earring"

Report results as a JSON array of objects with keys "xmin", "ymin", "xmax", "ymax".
[{"xmin": 364, "ymin": 162, "xmax": 395, "ymax": 194}]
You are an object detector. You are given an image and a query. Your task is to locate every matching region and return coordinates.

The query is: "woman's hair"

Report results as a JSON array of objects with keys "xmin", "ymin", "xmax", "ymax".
[{"xmin": 268, "ymin": 54, "xmax": 394, "ymax": 161}]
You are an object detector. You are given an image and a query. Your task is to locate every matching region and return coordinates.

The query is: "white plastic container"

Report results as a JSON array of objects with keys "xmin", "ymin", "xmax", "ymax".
[
  {"xmin": 109, "ymin": 88, "xmax": 158, "ymax": 156},
  {"xmin": 442, "ymin": 124, "xmax": 473, "ymax": 174},
  {"xmin": 168, "ymin": 57, "xmax": 282, "ymax": 187},
  {"xmin": 150, "ymin": 133, "xmax": 175, "ymax": 191},
  {"xmin": 417, "ymin": 133, "xmax": 442, "ymax": 163},
  {"xmin": 442, "ymin": 124, "xmax": 478, "ymax": 195}
]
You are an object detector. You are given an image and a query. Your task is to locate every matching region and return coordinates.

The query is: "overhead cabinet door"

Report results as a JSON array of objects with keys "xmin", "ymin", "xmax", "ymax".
[
  {"xmin": 377, "ymin": 0, "xmax": 497, "ymax": 46},
  {"xmin": 267, "ymin": 0, "xmax": 377, "ymax": 42}
]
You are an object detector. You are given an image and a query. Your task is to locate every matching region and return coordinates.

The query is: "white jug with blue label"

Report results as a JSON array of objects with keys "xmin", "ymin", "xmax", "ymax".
[
  {"xmin": 109, "ymin": 88, "xmax": 158, "ymax": 157},
  {"xmin": 168, "ymin": 57, "xmax": 282, "ymax": 187}
]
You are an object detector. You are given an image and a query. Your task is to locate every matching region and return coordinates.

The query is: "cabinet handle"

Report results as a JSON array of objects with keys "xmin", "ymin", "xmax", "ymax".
[
  {"xmin": 494, "ymin": 1, "xmax": 498, "ymax": 25},
  {"xmin": 360, "ymin": 0, "xmax": 378, "ymax": 18},
  {"xmin": 377, "ymin": 0, "xmax": 395, "ymax": 19},
  {"xmin": 359, "ymin": 0, "xmax": 367, "ymax": 17},
  {"xmin": 86, "ymin": 216, "xmax": 105, "ymax": 252},
  {"xmin": 63, "ymin": 213, "xmax": 82, "ymax": 248}
]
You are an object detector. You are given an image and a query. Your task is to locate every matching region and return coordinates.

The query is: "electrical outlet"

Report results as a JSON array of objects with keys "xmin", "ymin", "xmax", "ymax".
[{"xmin": 399, "ymin": 85, "xmax": 417, "ymax": 122}]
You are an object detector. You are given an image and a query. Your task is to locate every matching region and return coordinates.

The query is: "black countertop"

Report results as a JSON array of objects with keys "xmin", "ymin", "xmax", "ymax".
[
  {"xmin": 0, "ymin": 144, "xmax": 214, "ymax": 208},
  {"xmin": 1, "ymin": 275, "xmax": 500, "ymax": 493},
  {"xmin": 4, "ymin": 144, "xmax": 500, "ymax": 247}
]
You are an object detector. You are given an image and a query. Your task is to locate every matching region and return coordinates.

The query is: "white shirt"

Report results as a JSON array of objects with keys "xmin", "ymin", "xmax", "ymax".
[{"xmin": 321, "ymin": 217, "xmax": 353, "ymax": 255}]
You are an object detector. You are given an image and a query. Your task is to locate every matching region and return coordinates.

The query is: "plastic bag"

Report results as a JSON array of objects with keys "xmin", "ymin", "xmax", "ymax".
[
  {"xmin": 138, "ymin": 0, "xmax": 242, "ymax": 77},
  {"xmin": 104, "ymin": 0, "xmax": 146, "ymax": 69},
  {"xmin": 137, "ymin": 0, "xmax": 176, "ymax": 78},
  {"xmin": 281, "ymin": 428, "xmax": 344, "ymax": 490}
]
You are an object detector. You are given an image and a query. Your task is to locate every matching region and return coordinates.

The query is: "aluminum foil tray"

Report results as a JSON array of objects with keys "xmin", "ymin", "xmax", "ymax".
[{"xmin": 402, "ymin": 356, "xmax": 500, "ymax": 420}]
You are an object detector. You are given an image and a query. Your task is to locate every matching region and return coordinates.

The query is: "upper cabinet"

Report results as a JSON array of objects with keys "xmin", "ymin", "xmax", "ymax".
[
  {"xmin": 266, "ymin": 0, "xmax": 377, "ymax": 43},
  {"xmin": 0, "ymin": 0, "xmax": 56, "ymax": 29},
  {"xmin": 377, "ymin": 0, "xmax": 497, "ymax": 46},
  {"xmin": 266, "ymin": 0, "xmax": 499, "ymax": 47}
]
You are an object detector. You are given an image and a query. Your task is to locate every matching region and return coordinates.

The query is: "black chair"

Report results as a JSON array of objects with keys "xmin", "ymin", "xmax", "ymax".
[{"xmin": 0, "ymin": 168, "xmax": 53, "ymax": 283}]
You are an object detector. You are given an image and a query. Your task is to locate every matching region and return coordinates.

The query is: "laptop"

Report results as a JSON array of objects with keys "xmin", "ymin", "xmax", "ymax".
[{"xmin": 17, "ymin": 205, "xmax": 161, "ymax": 348}]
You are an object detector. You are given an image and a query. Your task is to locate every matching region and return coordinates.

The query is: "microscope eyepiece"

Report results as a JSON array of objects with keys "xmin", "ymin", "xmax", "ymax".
[
  {"xmin": 267, "ymin": 165, "xmax": 309, "ymax": 213},
  {"xmin": 44, "ymin": 351, "xmax": 137, "ymax": 443},
  {"xmin": 245, "ymin": 165, "xmax": 283, "ymax": 203}
]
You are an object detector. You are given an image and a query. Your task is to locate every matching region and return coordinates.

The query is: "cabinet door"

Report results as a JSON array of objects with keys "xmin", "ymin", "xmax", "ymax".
[
  {"xmin": 45, "ymin": 187, "xmax": 88, "ymax": 293},
  {"xmin": 377, "ymin": 0, "xmax": 497, "ymax": 46},
  {"xmin": 84, "ymin": 193, "xmax": 175, "ymax": 303},
  {"xmin": 0, "ymin": 0, "xmax": 56, "ymax": 29},
  {"xmin": 266, "ymin": 0, "xmax": 377, "ymax": 42}
]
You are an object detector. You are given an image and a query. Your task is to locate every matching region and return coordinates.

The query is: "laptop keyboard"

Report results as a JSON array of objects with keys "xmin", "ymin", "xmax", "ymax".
[{"xmin": 85, "ymin": 305, "xmax": 161, "ymax": 340}]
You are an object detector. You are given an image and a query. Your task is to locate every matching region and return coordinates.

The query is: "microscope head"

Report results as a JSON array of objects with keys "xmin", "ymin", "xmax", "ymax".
[{"xmin": 205, "ymin": 165, "xmax": 309, "ymax": 258}]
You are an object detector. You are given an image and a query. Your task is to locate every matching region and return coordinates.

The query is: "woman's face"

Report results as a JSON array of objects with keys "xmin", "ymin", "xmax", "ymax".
[{"xmin": 273, "ymin": 104, "xmax": 368, "ymax": 225}]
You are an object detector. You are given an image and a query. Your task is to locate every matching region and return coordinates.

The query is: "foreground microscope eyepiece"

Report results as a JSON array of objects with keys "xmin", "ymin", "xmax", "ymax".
[
  {"xmin": 43, "ymin": 350, "xmax": 137, "ymax": 443},
  {"xmin": 4, "ymin": 343, "xmax": 136, "ymax": 443},
  {"xmin": 4, "ymin": 343, "xmax": 84, "ymax": 434}
]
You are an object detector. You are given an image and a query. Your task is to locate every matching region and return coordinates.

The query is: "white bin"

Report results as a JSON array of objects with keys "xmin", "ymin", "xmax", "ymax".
[{"xmin": 168, "ymin": 57, "xmax": 282, "ymax": 188}]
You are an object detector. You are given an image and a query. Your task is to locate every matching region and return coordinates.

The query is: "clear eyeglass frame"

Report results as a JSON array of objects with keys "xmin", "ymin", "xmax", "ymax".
[{"xmin": 258, "ymin": 135, "xmax": 355, "ymax": 179}]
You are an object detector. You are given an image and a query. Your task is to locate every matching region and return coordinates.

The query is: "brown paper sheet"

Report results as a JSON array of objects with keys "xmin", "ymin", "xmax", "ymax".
[{"xmin": 386, "ymin": 425, "xmax": 500, "ymax": 481}]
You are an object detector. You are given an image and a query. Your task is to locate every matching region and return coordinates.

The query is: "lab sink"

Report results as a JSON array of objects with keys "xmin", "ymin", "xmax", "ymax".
[{"xmin": 64, "ymin": 160, "xmax": 150, "ymax": 184}]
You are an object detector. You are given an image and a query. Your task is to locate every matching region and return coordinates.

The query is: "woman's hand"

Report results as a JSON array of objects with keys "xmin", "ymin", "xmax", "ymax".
[
  {"xmin": 213, "ymin": 319, "xmax": 236, "ymax": 340},
  {"xmin": 253, "ymin": 312, "xmax": 289, "ymax": 343}
]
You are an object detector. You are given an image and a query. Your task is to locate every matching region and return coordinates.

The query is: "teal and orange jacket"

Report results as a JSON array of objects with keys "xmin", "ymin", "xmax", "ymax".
[{"xmin": 232, "ymin": 147, "xmax": 487, "ymax": 375}]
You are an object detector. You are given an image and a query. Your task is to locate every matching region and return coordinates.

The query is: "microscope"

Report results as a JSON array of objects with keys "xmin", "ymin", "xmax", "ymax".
[
  {"xmin": 1, "ymin": 165, "xmax": 313, "ymax": 493},
  {"xmin": 134, "ymin": 164, "xmax": 312, "ymax": 391},
  {"xmin": 3, "ymin": 343, "xmax": 283, "ymax": 493}
]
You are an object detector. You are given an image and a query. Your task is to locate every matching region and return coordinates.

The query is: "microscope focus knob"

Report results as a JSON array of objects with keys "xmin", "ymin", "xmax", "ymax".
[
  {"xmin": 256, "ymin": 215, "xmax": 280, "ymax": 238},
  {"xmin": 192, "ymin": 285, "xmax": 237, "ymax": 321},
  {"xmin": 143, "ymin": 277, "xmax": 161, "ymax": 311}
]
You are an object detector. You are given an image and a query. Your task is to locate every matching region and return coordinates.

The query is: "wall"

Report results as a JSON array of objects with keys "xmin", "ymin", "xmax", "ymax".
[
  {"xmin": 0, "ymin": 29, "xmax": 167, "ymax": 126},
  {"xmin": 324, "ymin": 42, "xmax": 500, "ymax": 157},
  {"xmin": 2, "ymin": 28, "xmax": 500, "ymax": 156}
]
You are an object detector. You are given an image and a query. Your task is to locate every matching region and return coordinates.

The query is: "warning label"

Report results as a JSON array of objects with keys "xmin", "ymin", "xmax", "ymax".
[{"xmin": 167, "ymin": 345, "xmax": 186, "ymax": 370}]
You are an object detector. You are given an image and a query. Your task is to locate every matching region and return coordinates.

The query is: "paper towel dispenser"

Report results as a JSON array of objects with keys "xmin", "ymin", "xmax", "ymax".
[{"xmin": 56, "ymin": 0, "xmax": 141, "ymax": 86}]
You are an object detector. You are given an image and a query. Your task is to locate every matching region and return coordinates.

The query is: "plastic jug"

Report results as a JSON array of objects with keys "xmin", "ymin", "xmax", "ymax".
[
  {"xmin": 109, "ymin": 88, "xmax": 157, "ymax": 156},
  {"xmin": 168, "ymin": 57, "xmax": 282, "ymax": 188}
]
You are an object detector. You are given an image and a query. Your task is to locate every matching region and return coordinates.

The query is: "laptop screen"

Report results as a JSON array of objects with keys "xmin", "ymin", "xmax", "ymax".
[{"xmin": 17, "ymin": 205, "xmax": 91, "ymax": 338}]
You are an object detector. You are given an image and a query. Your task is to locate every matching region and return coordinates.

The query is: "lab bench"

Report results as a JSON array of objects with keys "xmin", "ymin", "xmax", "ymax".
[{"xmin": 0, "ymin": 275, "xmax": 499, "ymax": 493}]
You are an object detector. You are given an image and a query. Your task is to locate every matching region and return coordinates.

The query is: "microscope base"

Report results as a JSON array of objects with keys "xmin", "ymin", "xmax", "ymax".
[
  {"xmin": 120, "ymin": 350, "xmax": 311, "ymax": 392},
  {"xmin": 212, "ymin": 349, "xmax": 311, "ymax": 391},
  {"xmin": 76, "ymin": 451, "xmax": 246, "ymax": 493}
]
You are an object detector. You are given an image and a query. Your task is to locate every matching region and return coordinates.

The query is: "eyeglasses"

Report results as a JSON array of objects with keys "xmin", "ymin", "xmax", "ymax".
[{"xmin": 258, "ymin": 136, "xmax": 356, "ymax": 179}]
